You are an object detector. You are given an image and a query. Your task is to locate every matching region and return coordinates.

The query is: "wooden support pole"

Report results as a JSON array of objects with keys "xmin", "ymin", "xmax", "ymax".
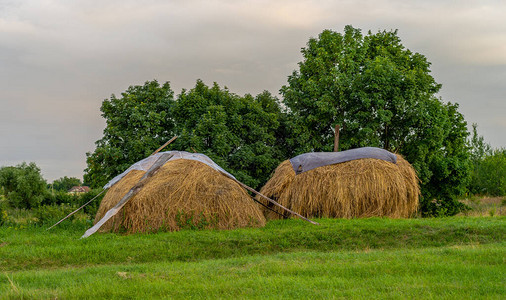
[
  {"xmin": 150, "ymin": 136, "xmax": 178, "ymax": 156},
  {"xmin": 333, "ymin": 124, "xmax": 340, "ymax": 152}
]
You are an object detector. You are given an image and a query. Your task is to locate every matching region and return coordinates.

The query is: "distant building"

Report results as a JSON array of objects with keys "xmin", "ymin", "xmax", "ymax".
[{"xmin": 68, "ymin": 186, "xmax": 90, "ymax": 194}]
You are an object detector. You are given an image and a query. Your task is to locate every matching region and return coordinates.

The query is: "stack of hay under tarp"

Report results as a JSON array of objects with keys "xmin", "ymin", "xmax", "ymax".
[
  {"xmin": 94, "ymin": 151, "xmax": 266, "ymax": 233},
  {"xmin": 258, "ymin": 147, "xmax": 419, "ymax": 219}
]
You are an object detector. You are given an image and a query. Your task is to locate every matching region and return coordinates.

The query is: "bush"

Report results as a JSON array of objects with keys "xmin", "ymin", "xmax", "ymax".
[
  {"xmin": 0, "ymin": 162, "xmax": 47, "ymax": 209},
  {"xmin": 34, "ymin": 189, "xmax": 104, "ymax": 226},
  {"xmin": 468, "ymin": 125, "xmax": 506, "ymax": 196},
  {"xmin": 419, "ymin": 198, "xmax": 470, "ymax": 217},
  {"xmin": 41, "ymin": 190, "xmax": 79, "ymax": 206},
  {"xmin": 470, "ymin": 149, "xmax": 506, "ymax": 196},
  {"xmin": 32, "ymin": 204, "xmax": 89, "ymax": 225},
  {"xmin": 28, "ymin": 189, "xmax": 104, "ymax": 226}
]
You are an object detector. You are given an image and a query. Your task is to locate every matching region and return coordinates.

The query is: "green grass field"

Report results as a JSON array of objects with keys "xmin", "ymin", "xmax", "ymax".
[{"xmin": 1, "ymin": 217, "xmax": 505, "ymax": 299}]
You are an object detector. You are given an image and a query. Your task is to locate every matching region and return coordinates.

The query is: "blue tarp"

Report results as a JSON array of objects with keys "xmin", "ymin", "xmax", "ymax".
[{"xmin": 289, "ymin": 147, "xmax": 397, "ymax": 174}]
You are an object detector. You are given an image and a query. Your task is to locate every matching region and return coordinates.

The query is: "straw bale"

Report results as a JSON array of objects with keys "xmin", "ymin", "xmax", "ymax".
[
  {"xmin": 258, "ymin": 154, "xmax": 419, "ymax": 219},
  {"xmin": 94, "ymin": 159, "xmax": 266, "ymax": 233}
]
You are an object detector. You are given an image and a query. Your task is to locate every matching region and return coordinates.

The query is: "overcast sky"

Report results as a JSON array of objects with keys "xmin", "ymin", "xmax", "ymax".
[{"xmin": 1, "ymin": 0, "xmax": 505, "ymax": 182}]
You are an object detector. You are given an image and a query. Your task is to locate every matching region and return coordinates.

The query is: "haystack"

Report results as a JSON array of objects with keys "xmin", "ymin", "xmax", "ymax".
[
  {"xmin": 258, "ymin": 148, "xmax": 419, "ymax": 219},
  {"xmin": 94, "ymin": 155, "xmax": 266, "ymax": 233}
]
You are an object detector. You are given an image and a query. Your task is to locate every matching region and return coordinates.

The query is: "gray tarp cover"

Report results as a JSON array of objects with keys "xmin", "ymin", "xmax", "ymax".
[
  {"xmin": 103, "ymin": 151, "xmax": 235, "ymax": 189},
  {"xmin": 289, "ymin": 147, "xmax": 397, "ymax": 174}
]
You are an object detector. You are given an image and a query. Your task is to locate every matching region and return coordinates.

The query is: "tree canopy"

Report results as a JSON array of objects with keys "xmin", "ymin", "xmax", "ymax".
[
  {"xmin": 171, "ymin": 80, "xmax": 285, "ymax": 188},
  {"xmin": 84, "ymin": 80, "xmax": 177, "ymax": 187},
  {"xmin": 84, "ymin": 80, "xmax": 286, "ymax": 189},
  {"xmin": 281, "ymin": 26, "xmax": 471, "ymax": 215}
]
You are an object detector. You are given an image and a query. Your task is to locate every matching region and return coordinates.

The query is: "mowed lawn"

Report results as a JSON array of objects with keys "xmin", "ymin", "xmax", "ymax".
[{"xmin": 1, "ymin": 217, "xmax": 504, "ymax": 299}]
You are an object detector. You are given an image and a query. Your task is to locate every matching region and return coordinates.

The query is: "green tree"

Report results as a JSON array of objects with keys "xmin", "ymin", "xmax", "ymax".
[
  {"xmin": 0, "ymin": 162, "xmax": 47, "ymax": 209},
  {"xmin": 474, "ymin": 149, "xmax": 506, "ymax": 196},
  {"xmin": 469, "ymin": 124, "xmax": 505, "ymax": 196},
  {"xmin": 84, "ymin": 80, "xmax": 176, "ymax": 188},
  {"xmin": 172, "ymin": 81, "xmax": 285, "ymax": 188},
  {"xmin": 85, "ymin": 79, "xmax": 287, "ymax": 190},
  {"xmin": 281, "ymin": 26, "xmax": 471, "ymax": 215},
  {"xmin": 469, "ymin": 123, "xmax": 492, "ymax": 162},
  {"xmin": 51, "ymin": 176, "xmax": 82, "ymax": 192}
]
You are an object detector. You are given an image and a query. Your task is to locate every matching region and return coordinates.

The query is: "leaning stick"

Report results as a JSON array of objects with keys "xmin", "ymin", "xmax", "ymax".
[
  {"xmin": 151, "ymin": 136, "xmax": 178, "ymax": 156},
  {"xmin": 81, "ymin": 153, "xmax": 174, "ymax": 238},
  {"xmin": 225, "ymin": 173, "xmax": 319, "ymax": 225}
]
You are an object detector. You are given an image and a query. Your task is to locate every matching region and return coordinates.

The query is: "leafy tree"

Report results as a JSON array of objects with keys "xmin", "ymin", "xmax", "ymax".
[
  {"xmin": 0, "ymin": 162, "xmax": 47, "ymax": 209},
  {"xmin": 281, "ymin": 26, "xmax": 471, "ymax": 215},
  {"xmin": 469, "ymin": 124, "xmax": 505, "ymax": 196},
  {"xmin": 469, "ymin": 123, "xmax": 492, "ymax": 162},
  {"xmin": 51, "ymin": 176, "xmax": 82, "ymax": 192},
  {"xmin": 85, "ymin": 79, "xmax": 287, "ymax": 190},
  {"xmin": 470, "ymin": 148, "xmax": 506, "ymax": 196},
  {"xmin": 84, "ymin": 80, "xmax": 177, "ymax": 188},
  {"xmin": 172, "ymin": 81, "xmax": 285, "ymax": 188},
  {"xmin": 413, "ymin": 100, "xmax": 472, "ymax": 216},
  {"xmin": 475, "ymin": 149, "xmax": 506, "ymax": 196}
]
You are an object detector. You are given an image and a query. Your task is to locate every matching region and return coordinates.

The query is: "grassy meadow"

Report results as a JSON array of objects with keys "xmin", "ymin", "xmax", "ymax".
[{"xmin": 1, "ymin": 216, "xmax": 505, "ymax": 299}]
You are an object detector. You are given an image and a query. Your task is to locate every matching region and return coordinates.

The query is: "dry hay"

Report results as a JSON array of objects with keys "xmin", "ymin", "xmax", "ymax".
[
  {"xmin": 258, "ymin": 154, "xmax": 419, "ymax": 219},
  {"xmin": 94, "ymin": 159, "xmax": 266, "ymax": 233}
]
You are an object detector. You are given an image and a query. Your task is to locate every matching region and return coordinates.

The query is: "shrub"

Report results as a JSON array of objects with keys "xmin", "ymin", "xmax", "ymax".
[
  {"xmin": 470, "ymin": 149, "xmax": 506, "ymax": 196},
  {"xmin": 0, "ymin": 162, "xmax": 47, "ymax": 209},
  {"xmin": 41, "ymin": 190, "xmax": 79, "ymax": 206},
  {"xmin": 34, "ymin": 189, "xmax": 104, "ymax": 226},
  {"xmin": 420, "ymin": 198, "xmax": 470, "ymax": 217},
  {"xmin": 32, "ymin": 204, "xmax": 81, "ymax": 225},
  {"xmin": 468, "ymin": 124, "xmax": 505, "ymax": 196}
]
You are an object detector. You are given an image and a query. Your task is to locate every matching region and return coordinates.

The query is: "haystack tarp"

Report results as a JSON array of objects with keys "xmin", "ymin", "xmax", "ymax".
[
  {"xmin": 104, "ymin": 151, "xmax": 235, "ymax": 189},
  {"xmin": 289, "ymin": 147, "xmax": 397, "ymax": 174}
]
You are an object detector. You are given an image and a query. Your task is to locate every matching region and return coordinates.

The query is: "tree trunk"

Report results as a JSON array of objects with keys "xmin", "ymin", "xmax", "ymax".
[{"xmin": 334, "ymin": 124, "xmax": 340, "ymax": 152}]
